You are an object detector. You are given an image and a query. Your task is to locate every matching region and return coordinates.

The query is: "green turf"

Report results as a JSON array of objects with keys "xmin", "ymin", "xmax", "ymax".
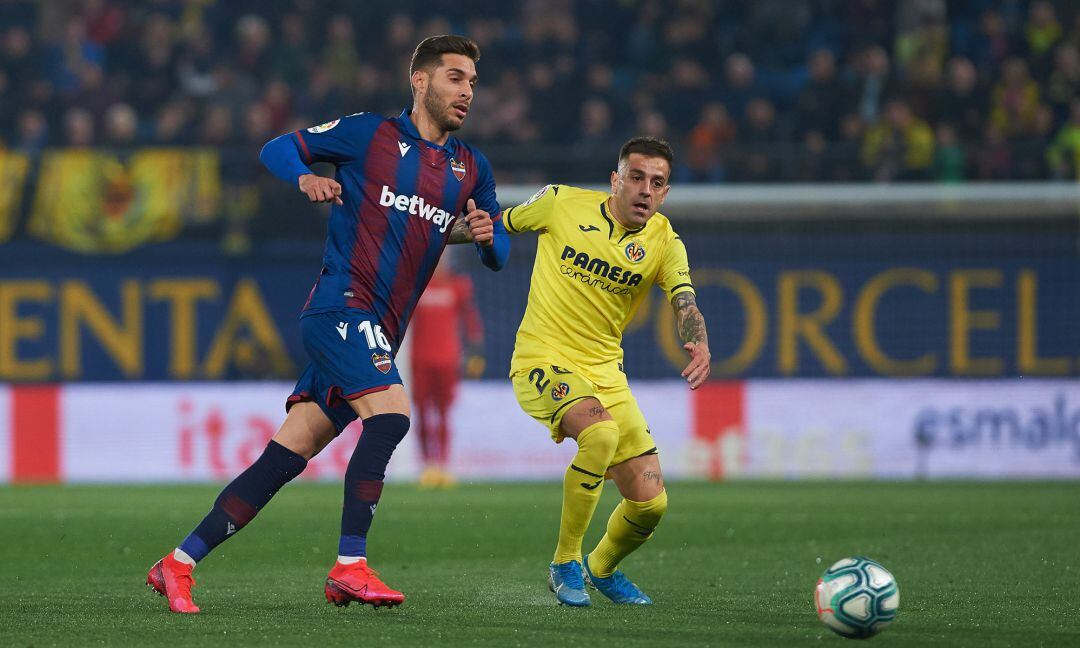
[{"xmin": 1, "ymin": 481, "xmax": 1078, "ymax": 647}]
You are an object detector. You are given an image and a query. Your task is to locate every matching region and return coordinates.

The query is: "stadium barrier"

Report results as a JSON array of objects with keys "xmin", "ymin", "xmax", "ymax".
[
  {"xmin": 1, "ymin": 182, "xmax": 1077, "ymax": 482},
  {"xmin": 1, "ymin": 379, "xmax": 1077, "ymax": 484}
]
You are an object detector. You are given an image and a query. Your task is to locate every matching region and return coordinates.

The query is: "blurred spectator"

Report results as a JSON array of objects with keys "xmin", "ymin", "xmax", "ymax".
[
  {"xmin": 796, "ymin": 49, "xmax": 842, "ymax": 138},
  {"xmin": 989, "ymin": 57, "xmax": 1043, "ymax": 137},
  {"xmin": 1015, "ymin": 104, "xmax": 1055, "ymax": 178},
  {"xmin": 1069, "ymin": 8, "xmax": 1080, "ymax": 51},
  {"xmin": 1024, "ymin": 1, "xmax": 1062, "ymax": 79},
  {"xmin": 82, "ymin": 0, "xmax": 125, "ymax": 47},
  {"xmin": 1, "ymin": 26, "xmax": 37, "ymax": 96},
  {"xmin": 200, "ymin": 105, "xmax": 235, "ymax": 147},
  {"xmin": 848, "ymin": 46, "xmax": 896, "ymax": 123},
  {"xmin": 937, "ymin": 57, "xmax": 986, "ymax": 141},
  {"xmin": 734, "ymin": 98, "xmax": 780, "ymax": 182},
  {"xmin": 271, "ymin": 13, "xmax": 313, "ymax": 87},
  {"xmin": 660, "ymin": 58, "xmax": 711, "ymax": 133},
  {"xmin": 1047, "ymin": 98, "xmax": 1080, "ymax": 179},
  {"xmin": 903, "ymin": 49, "xmax": 944, "ymax": 119},
  {"xmin": 260, "ymin": 78, "xmax": 294, "ymax": 134},
  {"xmin": 47, "ymin": 17, "xmax": 105, "ymax": 96},
  {"xmin": 177, "ymin": 24, "xmax": 218, "ymax": 99},
  {"xmin": 976, "ymin": 123, "xmax": 1014, "ymax": 180},
  {"xmin": 126, "ymin": 14, "xmax": 176, "ymax": 114},
  {"xmin": 578, "ymin": 97, "xmax": 615, "ymax": 146},
  {"xmin": 795, "ymin": 130, "xmax": 828, "ymax": 182},
  {"xmin": 831, "ymin": 114, "xmax": 868, "ymax": 182},
  {"xmin": 153, "ymin": 101, "xmax": 192, "ymax": 145},
  {"xmin": 322, "ymin": 14, "xmax": 360, "ymax": 89},
  {"xmin": 971, "ymin": 9, "xmax": 1013, "ymax": 73},
  {"xmin": 678, "ymin": 102, "xmax": 735, "ymax": 183},
  {"xmin": 15, "ymin": 109, "xmax": 49, "ymax": 155},
  {"xmin": 861, "ymin": 99, "xmax": 935, "ymax": 181},
  {"xmin": 718, "ymin": 53, "xmax": 758, "ymax": 121},
  {"xmin": 932, "ymin": 123, "xmax": 965, "ymax": 182},
  {"xmin": 636, "ymin": 109, "xmax": 669, "ymax": 141},
  {"xmin": 233, "ymin": 14, "xmax": 272, "ymax": 84},
  {"xmin": 527, "ymin": 61, "xmax": 577, "ymax": 142},
  {"xmin": 1046, "ymin": 43, "xmax": 1080, "ymax": 123},
  {"xmin": 0, "ymin": 67, "xmax": 11, "ymax": 136},
  {"xmin": 63, "ymin": 107, "xmax": 95, "ymax": 147},
  {"xmin": 103, "ymin": 102, "xmax": 138, "ymax": 146},
  {"xmin": 894, "ymin": 2, "xmax": 948, "ymax": 72},
  {"xmin": 298, "ymin": 67, "xmax": 344, "ymax": 123}
]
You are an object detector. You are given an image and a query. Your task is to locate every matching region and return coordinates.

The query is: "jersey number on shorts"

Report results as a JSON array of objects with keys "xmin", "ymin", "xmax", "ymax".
[
  {"xmin": 528, "ymin": 367, "xmax": 551, "ymax": 396},
  {"xmin": 358, "ymin": 320, "xmax": 391, "ymax": 352}
]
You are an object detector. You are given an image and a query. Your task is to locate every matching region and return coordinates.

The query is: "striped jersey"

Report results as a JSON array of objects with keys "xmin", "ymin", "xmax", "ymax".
[{"xmin": 290, "ymin": 109, "xmax": 499, "ymax": 351}]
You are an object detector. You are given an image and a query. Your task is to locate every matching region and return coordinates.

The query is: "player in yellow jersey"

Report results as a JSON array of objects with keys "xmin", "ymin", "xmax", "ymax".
[{"xmin": 503, "ymin": 137, "xmax": 711, "ymax": 606}]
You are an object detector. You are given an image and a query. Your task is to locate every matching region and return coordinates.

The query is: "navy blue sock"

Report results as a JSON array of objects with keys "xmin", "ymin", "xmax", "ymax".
[
  {"xmin": 339, "ymin": 414, "xmax": 410, "ymax": 557},
  {"xmin": 179, "ymin": 440, "xmax": 307, "ymax": 562}
]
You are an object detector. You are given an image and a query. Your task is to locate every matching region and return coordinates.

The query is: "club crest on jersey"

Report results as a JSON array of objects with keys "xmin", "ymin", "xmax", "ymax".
[
  {"xmin": 372, "ymin": 353, "xmax": 392, "ymax": 374},
  {"xmin": 624, "ymin": 241, "xmax": 646, "ymax": 263},
  {"xmin": 550, "ymin": 382, "xmax": 571, "ymax": 401},
  {"xmin": 450, "ymin": 158, "xmax": 466, "ymax": 181},
  {"xmin": 307, "ymin": 119, "xmax": 340, "ymax": 133}
]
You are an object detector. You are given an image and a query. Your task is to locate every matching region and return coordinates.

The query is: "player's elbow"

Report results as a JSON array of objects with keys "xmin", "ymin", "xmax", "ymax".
[{"xmin": 258, "ymin": 137, "xmax": 282, "ymax": 168}]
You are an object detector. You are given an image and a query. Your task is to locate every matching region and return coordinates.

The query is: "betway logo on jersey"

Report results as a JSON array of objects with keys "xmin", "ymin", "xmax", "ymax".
[
  {"xmin": 560, "ymin": 245, "xmax": 643, "ymax": 294},
  {"xmin": 379, "ymin": 186, "xmax": 456, "ymax": 233}
]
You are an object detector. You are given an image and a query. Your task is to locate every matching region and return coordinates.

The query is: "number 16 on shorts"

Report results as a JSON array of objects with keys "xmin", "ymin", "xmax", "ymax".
[{"xmin": 338, "ymin": 320, "xmax": 391, "ymax": 352}]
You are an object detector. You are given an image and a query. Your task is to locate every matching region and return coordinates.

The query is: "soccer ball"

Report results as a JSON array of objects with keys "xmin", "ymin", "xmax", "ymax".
[{"xmin": 814, "ymin": 557, "xmax": 899, "ymax": 638}]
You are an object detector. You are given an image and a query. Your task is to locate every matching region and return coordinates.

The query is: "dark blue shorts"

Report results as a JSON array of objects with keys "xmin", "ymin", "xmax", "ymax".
[{"xmin": 286, "ymin": 308, "xmax": 402, "ymax": 434}]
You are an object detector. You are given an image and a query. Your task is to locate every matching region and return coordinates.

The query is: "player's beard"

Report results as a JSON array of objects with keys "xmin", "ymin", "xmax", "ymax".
[{"xmin": 424, "ymin": 89, "xmax": 462, "ymax": 133}]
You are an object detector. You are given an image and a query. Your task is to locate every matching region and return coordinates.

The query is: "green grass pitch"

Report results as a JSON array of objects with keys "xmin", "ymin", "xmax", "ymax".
[{"xmin": 1, "ymin": 481, "xmax": 1078, "ymax": 647}]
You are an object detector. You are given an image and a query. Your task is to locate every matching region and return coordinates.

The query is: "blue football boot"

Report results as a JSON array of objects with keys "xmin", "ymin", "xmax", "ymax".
[
  {"xmin": 548, "ymin": 561, "xmax": 591, "ymax": 607},
  {"xmin": 583, "ymin": 554, "xmax": 653, "ymax": 605}
]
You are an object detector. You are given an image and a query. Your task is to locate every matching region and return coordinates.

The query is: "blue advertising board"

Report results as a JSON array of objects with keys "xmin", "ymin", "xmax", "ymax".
[{"xmin": 1, "ymin": 230, "xmax": 1077, "ymax": 381}]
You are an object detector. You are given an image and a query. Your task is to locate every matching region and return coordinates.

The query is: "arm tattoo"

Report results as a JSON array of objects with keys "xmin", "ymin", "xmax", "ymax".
[
  {"xmin": 672, "ymin": 292, "xmax": 708, "ymax": 346},
  {"xmin": 447, "ymin": 218, "xmax": 473, "ymax": 244}
]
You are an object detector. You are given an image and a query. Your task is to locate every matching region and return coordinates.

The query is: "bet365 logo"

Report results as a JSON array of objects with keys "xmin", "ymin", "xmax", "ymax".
[{"xmin": 624, "ymin": 241, "xmax": 646, "ymax": 263}]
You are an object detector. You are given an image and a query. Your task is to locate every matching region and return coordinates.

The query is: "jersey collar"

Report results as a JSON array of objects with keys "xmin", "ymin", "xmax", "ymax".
[
  {"xmin": 600, "ymin": 197, "xmax": 647, "ymax": 243},
  {"xmin": 395, "ymin": 108, "xmax": 457, "ymax": 155}
]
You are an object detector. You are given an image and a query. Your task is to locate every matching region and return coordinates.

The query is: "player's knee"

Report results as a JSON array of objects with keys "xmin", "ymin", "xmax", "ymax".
[
  {"xmin": 363, "ymin": 413, "xmax": 410, "ymax": 445},
  {"xmin": 352, "ymin": 414, "xmax": 410, "ymax": 476},
  {"xmin": 627, "ymin": 489, "xmax": 667, "ymax": 529},
  {"xmin": 578, "ymin": 419, "xmax": 620, "ymax": 462}
]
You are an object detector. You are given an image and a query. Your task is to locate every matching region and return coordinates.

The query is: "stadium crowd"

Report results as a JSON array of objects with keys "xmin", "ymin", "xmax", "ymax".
[{"xmin": 2, "ymin": 0, "xmax": 1080, "ymax": 184}]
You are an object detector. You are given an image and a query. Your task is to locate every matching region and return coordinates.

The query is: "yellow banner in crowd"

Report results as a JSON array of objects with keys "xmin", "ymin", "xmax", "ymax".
[
  {"xmin": 29, "ymin": 148, "xmax": 221, "ymax": 253},
  {"xmin": 0, "ymin": 149, "xmax": 31, "ymax": 243}
]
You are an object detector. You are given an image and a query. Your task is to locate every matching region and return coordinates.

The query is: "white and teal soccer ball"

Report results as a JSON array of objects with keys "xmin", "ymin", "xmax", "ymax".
[{"xmin": 814, "ymin": 557, "xmax": 899, "ymax": 639}]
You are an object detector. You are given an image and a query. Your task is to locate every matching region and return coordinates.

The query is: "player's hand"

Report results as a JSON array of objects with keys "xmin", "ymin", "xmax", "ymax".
[
  {"xmin": 681, "ymin": 341, "xmax": 711, "ymax": 390},
  {"xmin": 298, "ymin": 174, "xmax": 344, "ymax": 206},
  {"xmin": 465, "ymin": 353, "xmax": 486, "ymax": 378},
  {"xmin": 464, "ymin": 198, "xmax": 493, "ymax": 246}
]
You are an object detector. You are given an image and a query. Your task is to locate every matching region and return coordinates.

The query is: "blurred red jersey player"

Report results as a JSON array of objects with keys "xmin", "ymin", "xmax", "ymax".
[{"xmin": 408, "ymin": 258, "xmax": 484, "ymax": 487}]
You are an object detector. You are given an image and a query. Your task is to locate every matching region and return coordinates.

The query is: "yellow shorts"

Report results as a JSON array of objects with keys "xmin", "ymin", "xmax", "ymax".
[{"xmin": 510, "ymin": 361, "xmax": 657, "ymax": 466}]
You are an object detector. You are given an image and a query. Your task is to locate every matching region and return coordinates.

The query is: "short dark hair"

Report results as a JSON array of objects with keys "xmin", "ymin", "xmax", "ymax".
[
  {"xmin": 409, "ymin": 35, "xmax": 481, "ymax": 75},
  {"xmin": 618, "ymin": 136, "xmax": 674, "ymax": 168}
]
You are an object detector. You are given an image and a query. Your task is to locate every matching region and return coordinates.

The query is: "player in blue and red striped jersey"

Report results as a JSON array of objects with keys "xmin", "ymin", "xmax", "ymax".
[{"xmin": 146, "ymin": 35, "xmax": 508, "ymax": 614}]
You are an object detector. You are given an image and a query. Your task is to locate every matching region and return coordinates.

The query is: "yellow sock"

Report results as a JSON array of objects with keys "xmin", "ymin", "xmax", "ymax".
[
  {"xmin": 552, "ymin": 420, "xmax": 619, "ymax": 564},
  {"xmin": 587, "ymin": 489, "xmax": 668, "ymax": 577}
]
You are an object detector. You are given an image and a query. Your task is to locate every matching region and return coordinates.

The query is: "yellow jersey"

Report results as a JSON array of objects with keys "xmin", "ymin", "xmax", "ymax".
[{"xmin": 505, "ymin": 184, "xmax": 695, "ymax": 386}]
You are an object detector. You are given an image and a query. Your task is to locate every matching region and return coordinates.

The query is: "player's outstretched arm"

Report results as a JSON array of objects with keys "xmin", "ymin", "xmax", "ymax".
[
  {"xmin": 672, "ymin": 292, "xmax": 711, "ymax": 389},
  {"xmin": 259, "ymin": 133, "xmax": 343, "ymax": 205}
]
